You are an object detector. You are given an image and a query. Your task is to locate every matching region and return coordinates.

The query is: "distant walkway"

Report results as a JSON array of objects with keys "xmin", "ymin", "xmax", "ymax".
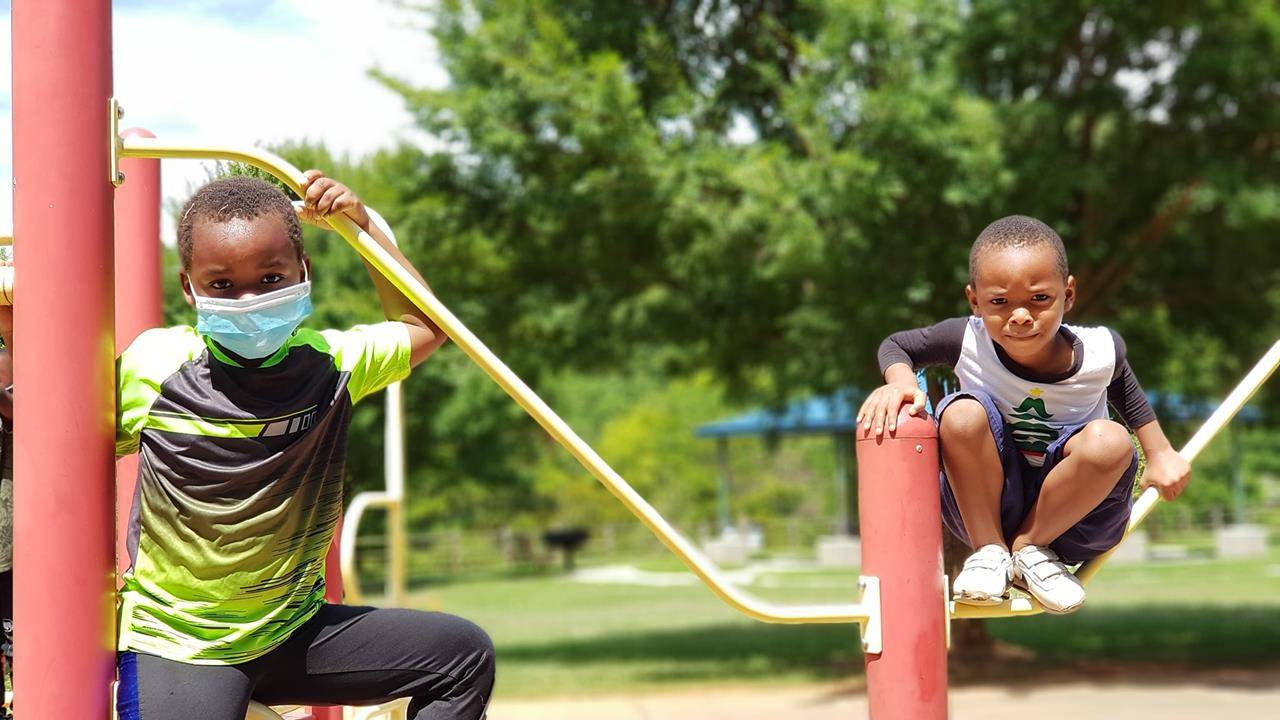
[{"xmin": 492, "ymin": 676, "xmax": 1280, "ymax": 720}]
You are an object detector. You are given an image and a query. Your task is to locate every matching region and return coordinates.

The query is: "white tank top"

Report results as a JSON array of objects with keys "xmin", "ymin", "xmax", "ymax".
[{"xmin": 955, "ymin": 316, "xmax": 1115, "ymax": 466}]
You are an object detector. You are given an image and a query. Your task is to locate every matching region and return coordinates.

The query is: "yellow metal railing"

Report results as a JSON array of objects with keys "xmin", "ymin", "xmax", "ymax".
[
  {"xmin": 117, "ymin": 135, "xmax": 880, "ymax": 639},
  {"xmin": 952, "ymin": 338, "xmax": 1280, "ymax": 619},
  {"xmin": 114, "ymin": 131, "xmax": 1276, "ymax": 630}
]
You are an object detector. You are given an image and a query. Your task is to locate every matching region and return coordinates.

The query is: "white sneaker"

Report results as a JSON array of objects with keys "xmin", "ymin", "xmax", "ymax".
[
  {"xmin": 953, "ymin": 544, "xmax": 1012, "ymax": 605},
  {"xmin": 1012, "ymin": 545, "xmax": 1086, "ymax": 614}
]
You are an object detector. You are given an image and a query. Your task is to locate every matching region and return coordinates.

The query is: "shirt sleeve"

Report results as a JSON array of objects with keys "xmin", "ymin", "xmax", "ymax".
[
  {"xmin": 1107, "ymin": 329, "xmax": 1157, "ymax": 429},
  {"xmin": 116, "ymin": 327, "xmax": 196, "ymax": 457},
  {"xmin": 322, "ymin": 322, "xmax": 413, "ymax": 405},
  {"xmin": 116, "ymin": 354, "xmax": 144, "ymax": 456},
  {"xmin": 877, "ymin": 317, "xmax": 969, "ymax": 375}
]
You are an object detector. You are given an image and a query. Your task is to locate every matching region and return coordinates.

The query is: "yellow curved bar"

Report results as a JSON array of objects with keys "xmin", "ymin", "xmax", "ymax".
[
  {"xmin": 1075, "ymin": 337, "xmax": 1280, "ymax": 585},
  {"xmin": 119, "ymin": 136, "xmax": 873, "ymax": 627},
  {"xmin": 953, "ymin": 337, "xmax": 1280, "ymax": 620}
]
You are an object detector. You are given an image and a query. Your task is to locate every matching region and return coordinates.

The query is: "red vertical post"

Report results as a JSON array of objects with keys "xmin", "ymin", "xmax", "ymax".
[
  {"xmin": 309, "ymin": 525, "xmax": 346, "ymax": 720},
  {"xmin": 12, "ymin": 1, "xmax": 118, "ymax": 718},
  {"xmin": 115, "ymin": 127, "xmax": 164, "ymax": 581},
  {"xmin": 856, "ymin": 409, "xmax": 947, "ymax": 719}
]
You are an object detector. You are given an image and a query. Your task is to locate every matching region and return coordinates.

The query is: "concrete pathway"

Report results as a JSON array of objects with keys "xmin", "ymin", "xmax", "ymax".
[{"xmin": 491, "ymin": 678, "xmax": 1280, "ymax": 719}]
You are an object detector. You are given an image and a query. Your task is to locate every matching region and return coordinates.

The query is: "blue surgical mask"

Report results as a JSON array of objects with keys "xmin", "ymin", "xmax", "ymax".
[{"xmin": 189, "ymin": 271, "xmax": 313, "ymax": 360}]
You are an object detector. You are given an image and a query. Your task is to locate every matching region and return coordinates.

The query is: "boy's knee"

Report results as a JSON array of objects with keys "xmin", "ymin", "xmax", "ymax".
[
  {"xmin": 451, "ymin": 617, "xmax": 495, "ymax": 685},
  {"xmin": 939, "ymin": 398, "xmax": 992, "ymax": 443},
  {"xmin": 1070, "ymin": 420, "xmax": 1132, "ymax": 470}
]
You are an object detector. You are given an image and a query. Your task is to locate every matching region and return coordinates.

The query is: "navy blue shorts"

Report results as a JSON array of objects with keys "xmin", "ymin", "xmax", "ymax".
[{"xmin": 936, "ymin": 389, "xmax": 1138, "ymax": 564}]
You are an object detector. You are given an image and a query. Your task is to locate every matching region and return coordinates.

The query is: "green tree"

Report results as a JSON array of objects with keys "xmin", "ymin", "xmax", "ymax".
[{"xmin": 376, "ymin": 0, "xmax": 1278, "ymax": 408}]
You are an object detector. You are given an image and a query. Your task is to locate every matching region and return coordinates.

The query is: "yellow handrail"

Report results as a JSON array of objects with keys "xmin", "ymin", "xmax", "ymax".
[
  {"xmin": 952, "ymin": 337, "xmax": 1280, "ymax": 619},
  {"xmin": 121, "ymin": 134, "xmax": 1268, "ymax": 628},
  {"xmin": 119, "ymin": 136, "xmax": 875, "ymax": 628}
]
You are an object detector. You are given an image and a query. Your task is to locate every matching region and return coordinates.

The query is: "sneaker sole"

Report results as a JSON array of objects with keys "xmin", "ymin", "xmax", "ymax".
[
  {"xmin": 1011, "ymin": 578, "xmax": 1084, "ymax": 615},
  {"xmin": 953, "ymin": 589, "xmax": 1006, "ymax": 606}
]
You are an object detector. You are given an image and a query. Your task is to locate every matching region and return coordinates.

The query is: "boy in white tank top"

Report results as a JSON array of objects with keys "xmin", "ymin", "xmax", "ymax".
[{"xmin": 859, "ymin": 215, "xmax": 1190, "ymax": 614}]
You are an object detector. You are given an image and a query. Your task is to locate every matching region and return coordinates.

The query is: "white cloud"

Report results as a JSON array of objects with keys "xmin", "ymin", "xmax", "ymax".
[{"xmin": 0, "ymin": 0, "xmax": 446, "ymax": 243}]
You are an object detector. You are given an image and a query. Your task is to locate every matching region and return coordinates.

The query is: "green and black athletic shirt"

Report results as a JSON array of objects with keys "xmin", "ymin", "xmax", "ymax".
[{"xmin": 115, "ymin": 322, "xmax": 410, "ymax": 665}]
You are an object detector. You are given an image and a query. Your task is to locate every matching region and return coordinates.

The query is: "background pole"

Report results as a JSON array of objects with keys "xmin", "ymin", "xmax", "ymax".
[
  {"xmin": 12, "ymin": 0, "xmax": 118, "ymax": 717},
  {"xmin": 114, "ymin": 127, "xmax": 163, "ymax": 582},
  {"xmin": 856, "ymin": 410, "xmax": 947, "ymax": 719}
]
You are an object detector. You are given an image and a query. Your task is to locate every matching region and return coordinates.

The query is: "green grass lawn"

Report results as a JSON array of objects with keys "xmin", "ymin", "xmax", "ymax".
[{"xmin": 403, "ymin": 551, "xmax": 1280, "ymax": 698}]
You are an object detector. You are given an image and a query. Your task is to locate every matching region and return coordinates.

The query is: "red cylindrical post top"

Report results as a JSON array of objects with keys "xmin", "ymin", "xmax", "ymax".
[
  {"xmin": 13, "ymin": 1, "xmax": 118, "ymax": 717},
  {"xmin": 856, "ymin": 409, "xmax": 948, "ymax": 719}
]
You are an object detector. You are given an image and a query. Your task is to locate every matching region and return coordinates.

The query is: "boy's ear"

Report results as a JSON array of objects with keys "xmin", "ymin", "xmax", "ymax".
[
  {"xmin": 1064, "ymin": 275, "xmax": 1076, "ymax": 313},
  {"xmin": 178, "ymin": 272, "xmax": 195, "ymax": 307},
  {"xmin": 964, "ymin": 284, "xmax": 979, "ymax": 314}
]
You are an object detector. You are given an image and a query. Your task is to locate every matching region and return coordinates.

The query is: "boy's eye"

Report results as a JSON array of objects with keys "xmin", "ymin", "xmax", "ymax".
[
  {"xmin": 262, "ymin": 274, "xmax": 284, "ymax": 284},
  {"xmin": 209, "ymin": 280, "xmax": 232, "ymax": 290},
  {"xmin": 1032, "ymin": 294, "xmax": 1050, "ymax": 302},
  {"xmin": 989, "ymin": 298, "xmax": 1007, "ymax": 306}
]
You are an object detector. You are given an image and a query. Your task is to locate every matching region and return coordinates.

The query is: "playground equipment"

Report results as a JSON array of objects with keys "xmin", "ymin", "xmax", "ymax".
[
  {"xmin": 336, "ymin": 207, "xmax": 409, "ymax": 609},
  {"xmin": 110, "ymin": 130, "xmax": 886, "ymax": 631},
  {"xmin": 9, "ymin": 2, "xmax": 1279, "ymax": 718},
  {"xmin": 110, "ymin": 131, "xmax": 1280, "ymax": 718}
]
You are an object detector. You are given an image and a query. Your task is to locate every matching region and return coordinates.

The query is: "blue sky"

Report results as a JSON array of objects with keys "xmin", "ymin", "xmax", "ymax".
[{"xmin": 0, "ymin": 0, "xmax": 446, "ymax": 242}]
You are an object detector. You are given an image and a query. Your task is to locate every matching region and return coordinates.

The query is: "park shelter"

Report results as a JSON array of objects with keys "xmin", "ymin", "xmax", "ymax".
[
  {"xmin": 695, "ymin": 388, "xmax": 863, "ymax": 536},
  {"xmin": 695, "ymin": 387, "xmax": 1267, "ymax": 538}
]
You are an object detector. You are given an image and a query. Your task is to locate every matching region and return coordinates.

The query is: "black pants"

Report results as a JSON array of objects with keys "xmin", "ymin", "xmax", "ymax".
[{"xmin": 116, "ymin": 604, "xmax": 494, "ymax": 720}]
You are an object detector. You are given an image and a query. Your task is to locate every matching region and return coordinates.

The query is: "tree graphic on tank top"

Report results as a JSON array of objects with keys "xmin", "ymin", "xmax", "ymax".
[{"xmin": 1008, "ymin": 388, "xmax": 1060, "ymax": 465}]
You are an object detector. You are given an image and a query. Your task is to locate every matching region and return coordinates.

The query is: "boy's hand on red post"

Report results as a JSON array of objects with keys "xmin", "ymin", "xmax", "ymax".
[
  {"xmin": 1140, "ymin": 447, "xmax": 1191, "ymax": 501},
  {"xmin": 857, "ymin": 381, "xmax": 926, "ymax": 440},
  {"xmin": 299, "ymin": 169, "xmax": 372, "ymax": 231}
]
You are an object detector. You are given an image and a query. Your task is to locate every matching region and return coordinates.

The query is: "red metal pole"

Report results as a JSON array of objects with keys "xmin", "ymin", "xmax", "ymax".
[
  {"xmin": 12, "ymin": 1, "xmax": 118, "ymax": 718},
  {"xmin": 115, "ymin": 127, "xmax": 163, "ymax": 582},
  {"xmin": 856, "ymin": 410, "xmax": 947, "ymax": 719},
  {"xmin": 309, "ymin": 528, "xmax": 346, "ymax": 720}
]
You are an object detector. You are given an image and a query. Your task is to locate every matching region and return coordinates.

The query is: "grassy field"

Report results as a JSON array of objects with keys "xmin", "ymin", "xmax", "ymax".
[{"xmin": 402, "ymin": 551, "xmax": 1280, "ymax": 698}]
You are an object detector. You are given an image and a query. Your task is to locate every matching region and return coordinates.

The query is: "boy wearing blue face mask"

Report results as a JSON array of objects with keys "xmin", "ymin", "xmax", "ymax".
[{"xmin": 109, "ymin": 172, "xmax": 495, "ymax": 720}]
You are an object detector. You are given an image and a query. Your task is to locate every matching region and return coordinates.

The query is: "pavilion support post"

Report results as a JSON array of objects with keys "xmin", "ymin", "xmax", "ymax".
[{"xmin": 716, "ymin": 437, "xmax": 732, "ymax": 534}]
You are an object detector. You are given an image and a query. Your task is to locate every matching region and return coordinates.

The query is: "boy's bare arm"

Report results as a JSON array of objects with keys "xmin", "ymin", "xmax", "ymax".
[
  {"xmin": 299, "ymin": 171, "xmax": 448, "ymax": 368},
  {"xmin": 1133, "ymin": 420, "xmax": 1191, "ymax": 501},
  {"xmin": 354, "ymin": 215, "xmax": 448, "ymax": 366},
  {"xmin": 859, "ymin": 319, "xmax": 968, "ymax": 440},
  {"xmin": 857, "ymin": 362, "xmax": 927, "ymax": 440}
]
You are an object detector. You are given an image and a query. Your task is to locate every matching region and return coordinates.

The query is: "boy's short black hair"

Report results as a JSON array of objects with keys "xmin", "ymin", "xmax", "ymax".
[
  {"xmin": 969, "ymin": 215, "xmax": 1069, "ymax": 283},
  {"xmin": 177, "ymin": 176, "xmax": 304, "ymax": 270}
]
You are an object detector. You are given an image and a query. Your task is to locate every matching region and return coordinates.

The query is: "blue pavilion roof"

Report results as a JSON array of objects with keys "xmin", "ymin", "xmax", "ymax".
[{"xmin": 694, "ymin": 388, "xmax": 1263, "ymax": 439}]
